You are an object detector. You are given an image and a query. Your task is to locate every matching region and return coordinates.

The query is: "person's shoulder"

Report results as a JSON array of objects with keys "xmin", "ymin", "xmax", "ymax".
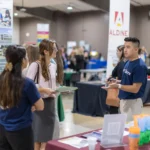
[
  {"xmin": 139, "ymin": 59, "xmax": 147, "ymax": 68},
  {"xmin": 24, "ymin": 78, "xmax": 35, "ymax": 88},
  {"xmin": 30, "ymin": 62, "xmax": 40, "ymax": 67},
  {"xmin": 23, "ymin": 78, "xmax": 38, "ymax": 96},
  {"xmin": 28, "ymin": 62, "xmax": 40, "ymax": 71},
  {"xmin": 124, "ymin": 60, "xmax": 129, "ymax": 66},
  {"xmin": 133, "ymin": 59, "xmax": 147, "ymax": 71},
  {"xmin": 119, "ymin": 60, "xmax": 126, "ymax": 65}
]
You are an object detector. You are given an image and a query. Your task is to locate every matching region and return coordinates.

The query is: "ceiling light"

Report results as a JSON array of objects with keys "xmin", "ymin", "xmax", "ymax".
[
  {"xmin": 20, "ymin": 7, "xmax": 26, "ymax": 12},
  {"xmin": 20, "ymin": 0, "xmax": 26, "ymax": 12},
  {"xmin": 67, "ymin": 6, "xmax": 73, "ymax": 10},
  {"xmin": 14, "ymin": 13, "xmax": 18, "ymax": 16}
]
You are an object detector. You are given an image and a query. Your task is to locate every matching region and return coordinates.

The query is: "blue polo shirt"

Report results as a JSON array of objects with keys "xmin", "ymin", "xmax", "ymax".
[
  {"xmin": 119, "ymin": 58, "xmax": 147, "ymax": 100},
  {"xmin": 0, "ymin": 78, "xmax": 41, "ymax": 131}
]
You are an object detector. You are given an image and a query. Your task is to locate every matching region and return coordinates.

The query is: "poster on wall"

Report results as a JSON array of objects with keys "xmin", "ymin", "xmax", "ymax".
[
  {"xmin": 37, "ymin": 24, "xmax": 49, "ymax": 45},
  {"xmin": 106, "ymin": 0, "xmax": 130, "ymax": 77},
  {"xmin": 0, "ymin": 0, "xmax": 13, "ymax": 73}
]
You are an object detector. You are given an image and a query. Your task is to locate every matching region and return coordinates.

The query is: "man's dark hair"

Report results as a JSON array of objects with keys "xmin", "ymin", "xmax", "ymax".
[{"xmin": 124, "ymin": 37, "xmax": 140, "ymax": 48}]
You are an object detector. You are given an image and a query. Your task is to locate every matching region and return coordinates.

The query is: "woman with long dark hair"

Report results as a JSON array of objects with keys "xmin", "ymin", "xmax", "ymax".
[
  {"xmin": 27, "ymin": 39, "xmax": 59, "ymax": 150},
  {"xmin": 112, "ymin": 45, "xmax": 125, "ymax": 80},
  {"xmin": 0, "ymin": 45, "xmax": 44, "ymax": 150},
  {"xmin": 109, "ymin": 45, "xmax": 125, "ymax": 114}
]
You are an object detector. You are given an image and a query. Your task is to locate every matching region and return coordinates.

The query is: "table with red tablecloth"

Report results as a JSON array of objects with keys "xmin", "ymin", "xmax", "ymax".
[{"xmin": 46, "ymin": 129, "xmax": 150, "ymax": 150}]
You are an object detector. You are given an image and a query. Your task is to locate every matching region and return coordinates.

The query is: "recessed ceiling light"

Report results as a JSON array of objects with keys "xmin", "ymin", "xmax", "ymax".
[
  {"xmin": 14, "ymin": 13, "xmax": 18, "ymax": 16},
  {"xmin": 67, "ymin": 6, "xmax": 73, "ymax": 10}
]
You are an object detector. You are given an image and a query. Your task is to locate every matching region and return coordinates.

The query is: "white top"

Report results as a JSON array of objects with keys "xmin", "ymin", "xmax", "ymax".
[{"xmin": 26, "ymin": 62, "xmax": 57, "ymax": 98}]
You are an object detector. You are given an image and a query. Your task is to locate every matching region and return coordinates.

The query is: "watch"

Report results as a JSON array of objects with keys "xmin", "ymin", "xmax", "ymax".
[{"xmin": 118, "ymin": 84, "xmax": 122, "ymax": 89}]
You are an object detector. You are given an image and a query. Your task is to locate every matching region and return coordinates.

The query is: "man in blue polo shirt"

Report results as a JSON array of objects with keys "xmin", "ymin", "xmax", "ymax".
[{"xmin": 106, "ymin": 37, "xmax": 147, "ymax": 120}]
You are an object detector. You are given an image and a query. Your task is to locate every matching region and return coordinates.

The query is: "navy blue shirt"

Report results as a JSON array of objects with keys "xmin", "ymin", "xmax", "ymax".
[
  {"xmin": 119, "ymin": 58, "xmax": 147, "ymax": 100},
  {"xmin": 0, "ymin": 78, "xmax": 41, "ymax": 131}
]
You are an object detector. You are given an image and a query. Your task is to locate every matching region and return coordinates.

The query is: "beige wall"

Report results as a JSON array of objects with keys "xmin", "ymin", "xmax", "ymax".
[
  {"xmin": 134, "ymin": 6, "xmax": 150, "ymax": 51},
  {"xmin": 51, "ymin": 13, "xmax": 68, "ymax": 47},
  {"xmin": 13, "ymin": 18, "xmax": 20, "ymax": 44},
  {"xmin": 130, "ymin": 7, "xmax": 137, "ymax": 37},
  {"xmin": 20, "ymin": 17, "xmax": 50, "ymax": 44}
]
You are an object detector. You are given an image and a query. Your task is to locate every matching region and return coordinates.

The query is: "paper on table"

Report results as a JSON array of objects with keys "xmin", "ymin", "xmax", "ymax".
[
  {"xmin": 82, "ymin": 131, "xmax": 102, "ymax": 141},
  {"xmin": 56, "ymin": 86, "xmax": 78, "ymax": 93},
  {"xmin": 58, "ymin": 137, "xmax": 88, "ymax": 148},
  {"xmin": 99, "ymin": 130, "xmax": 129, "ymax": 136}
]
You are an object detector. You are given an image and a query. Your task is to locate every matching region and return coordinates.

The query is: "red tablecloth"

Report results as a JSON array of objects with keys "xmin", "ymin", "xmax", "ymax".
[{"xmin": 46, "ymin": 129, "xmax": 150, "ymax": 150}]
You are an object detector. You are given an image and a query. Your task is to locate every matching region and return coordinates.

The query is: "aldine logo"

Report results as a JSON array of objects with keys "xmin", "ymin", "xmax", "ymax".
[
  {"xmin": 114, "ymin": 11, "xmax": 124, "ymax": 27},
  {"xmin": 109, "ymin": 11, "xmax": 128, "ymax": 36}
]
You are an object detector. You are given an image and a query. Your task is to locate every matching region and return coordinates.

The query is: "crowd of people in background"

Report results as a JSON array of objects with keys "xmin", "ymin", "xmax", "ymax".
[{"xmin": 61, "ymin": 45, "xmax": 105, "ymax": 73}]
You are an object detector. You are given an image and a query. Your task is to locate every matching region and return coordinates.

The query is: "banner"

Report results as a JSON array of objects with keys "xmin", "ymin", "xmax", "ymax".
[
  {"xmin": 0, "ymin": 0, "xmax": 13, "ymax": 73},
  {"xmin": 106, "ymin": 0, "xmax": 130, "ymax": 77},
  {"xmin": 37, "ymin": 24, "xmax": 49, "ymax": 45}
]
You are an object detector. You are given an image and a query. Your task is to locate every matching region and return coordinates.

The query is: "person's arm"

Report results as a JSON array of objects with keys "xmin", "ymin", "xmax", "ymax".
[
  {"xmin": 117, "ymin": 61, "xmax": 125, "ymax": 80},
  {"xmin": 33, "ymin": 98, "xmax": 44, "ymax": 111},
  {"xmin": 38, "ymin": 87, "xmax": 56, "ymax": 95},
  {"xmin": 103, "ymin": 65, "xmax": 147, "ymax": 93},
  {"xmin": 120, "ymin": 83, "xmax": 142, "ymax": 93},
  {"xmin": 111, "ymin": 64, "xmax": 118, "ymax": 78},
  {"xmin": 26, "ymin": 80, "xmax": 44, "ymax": 111},
  {"xmin": 106, "ymin": 83, "xmax": 142, "ymax": 93},
  {"xmin": 37, "ymin": 87, "xmax": 47, "ymax": 93}
]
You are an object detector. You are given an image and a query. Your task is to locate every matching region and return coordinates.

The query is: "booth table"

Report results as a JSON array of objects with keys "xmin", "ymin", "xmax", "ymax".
[
  {"xmin": 80, "ymin": 68, "xmax": 106, "ymax": 81},
  {"xmin": 73, "ymin": 80, "xmax": 150, "ymax": 117},
  {"xmin": 46, "ymin": 129, "xmax": 150, "ymax": 150},
  {"xmin": 73, "ymin": 81, "xmax": 108, "ymax": 117}
]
